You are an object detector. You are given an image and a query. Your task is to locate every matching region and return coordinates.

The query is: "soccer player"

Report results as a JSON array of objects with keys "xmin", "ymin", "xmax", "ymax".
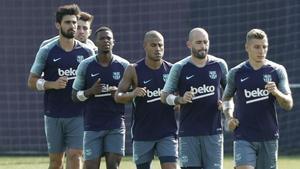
[
  {"xmin": 114, "ymin": 31, "xmax": 178, "ymax": 169},
  {"xmin": 27, "ymin": 4, "xmax": 95, "ymax": 169},
  {"xmin": 40, "ymin": 11, "xmax": 97, "ymax": 52},
  {"xmin": 72, "ymin": 26, "xmax": 129, "ymax": 169},
  {"xmin": 161, "ymin": 28, "xmax": 228, "ymax": 169},
  {"xmin": 222, "ymin": 29, "xmax": 293, "ymax": 169}
]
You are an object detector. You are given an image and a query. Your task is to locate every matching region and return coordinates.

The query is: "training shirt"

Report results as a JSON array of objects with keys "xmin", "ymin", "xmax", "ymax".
[
  {"xmin": 73, "ymin": 55, "xmax": 129, "ymax": 131},
  {"xmin": 163, "ymin": 55, "xmax": 228, "ymax": 137},
  {"xmin": 223, "ymin": 60, "xmax": 291, "ymax": 141}
]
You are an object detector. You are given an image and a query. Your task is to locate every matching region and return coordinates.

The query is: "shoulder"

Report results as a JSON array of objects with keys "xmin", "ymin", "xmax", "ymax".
[
  {"xmin": 112, "ymin": 54, "xmax": 130, "ymax": 68},
  {"xmin": 265, "ymin": 59, "xmax": 285, "ymax": 70}
]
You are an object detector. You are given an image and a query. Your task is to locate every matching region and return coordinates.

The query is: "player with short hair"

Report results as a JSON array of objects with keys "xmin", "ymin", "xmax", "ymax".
[
  {"xmin": 72, "ymin": 26, "xmax": 129, "ymax": 169},
  {"xmin": 27, "ymin": 4, "xmax": 95, "ymax": 169},
  {"xmin": 40, "ymin": 11, "xmax": 97, "ymax": 51},
  {"xmin": 114, "ymin": 30, "xmax": 178, "ymax": 169},
  {"xmin": 161, "ymin": 27, "xmax": 228, "ymax": 169},
  {"xmin": 222, "ymin": 28, "xmax": 293, "ymax": 169}
]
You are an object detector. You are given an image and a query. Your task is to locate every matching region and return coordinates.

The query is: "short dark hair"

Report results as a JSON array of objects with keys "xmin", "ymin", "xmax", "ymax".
[
  {"xmin": 79, "ymin": 11, "xmax": 94, "ymax": 24},
  {"xmin": 56, "ymin": 4, "xmax": 81, "ymax": 24},
  {"xmin": 94, "ymin": 26, "xmax": 113, "ymax": 36}
]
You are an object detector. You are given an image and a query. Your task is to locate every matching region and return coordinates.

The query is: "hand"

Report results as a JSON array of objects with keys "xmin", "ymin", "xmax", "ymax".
[
  {"xmin": 226, "ymin": 117, "xmax": 239, "ymax": 132},
  {"xmin": 265, "ymin": 81, "xmax": 279, "ymax": 96},
  {"xmin": 132, "ymin": 87, "xmax": 147, "ymax": 97},
  {"xmin": 179, "ymin": 91, "xmax": 194, "ymax": 104},
  {"xmin": 108, "ymin": 86, "xmax": 118, "ymax": 96},
  {"xmin": 217, "ymin": 100, "xmax": 223, "ymax": 111},
  {"xmin": 52, "ymin": 76, "xmax": 68, "ymax": 89},
  {"xmin": 86, "ymin": 78, "xmax": 102, "ymax": 96}
]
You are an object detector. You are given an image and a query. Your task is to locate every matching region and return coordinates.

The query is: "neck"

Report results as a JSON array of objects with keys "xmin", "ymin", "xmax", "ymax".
[
  {"xmin": 59, "ymin": 36, "xmax": 75, "ymax": 52},
  {"xmin": 191, "ymin": 55, "xmax": 208, "ymax": 68},
  {"xmin": 145, "ymin": 57, "xmax": 162, "ymax": 70},
  {"xmin": 97, "ymin": 52, "xmax": 113, "ymax": 67},
  {"xmin": 248, "ymin": 59, "xmax": 266, "ymax": 70}
]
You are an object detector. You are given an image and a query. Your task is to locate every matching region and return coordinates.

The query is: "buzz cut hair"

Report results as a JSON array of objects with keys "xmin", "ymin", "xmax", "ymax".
[
  {"xmin": 246, "ymin": 29, "xmax": 268, "ymax": 43},
  {"xmin": 94, "ymin": 26, "xmax": 113, "ymax": 36}
]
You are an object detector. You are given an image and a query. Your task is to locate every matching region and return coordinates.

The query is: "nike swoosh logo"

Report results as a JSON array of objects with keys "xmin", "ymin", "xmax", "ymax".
[
  {"xmin": 53, "ymin": 58, "xmax": 61, "ymax": 62},
  {"xmin": 240, "ymin": 77, "xmax": 249, "ymax": 82},
  {"xmin": 186, "ymin": 75, "xmax": 194, "ymax": 80},
  {"xmin": 143, "ymin": 79, "xmax": 151, "ymax": 84},
  {"xmin": 91, "ymin": 73, "xmax": 99, "ymax": 77}
]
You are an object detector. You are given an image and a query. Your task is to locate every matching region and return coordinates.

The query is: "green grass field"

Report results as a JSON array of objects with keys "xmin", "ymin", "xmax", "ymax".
[{"xmin": 0, "ymin": 155, "xmax": 299, "ymax": 169}]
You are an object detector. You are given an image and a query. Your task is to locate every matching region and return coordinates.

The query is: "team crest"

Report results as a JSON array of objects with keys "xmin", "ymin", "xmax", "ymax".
[
  {"xmin": 209, "ymin": 71, "xmax": 217, "ymax": 79},
  {"xmin": 163, "ymin": 74, "xmax": 169, "ymax": 82},
  {"xmin": 77, "ymin": 55, "xmax": 84, "ymax": 63},
  {"xmin": 263, "ymin": 74, "xmax": 272, "ymax": 82},
  {"xmin": 112, "ymin": 72, "xmax": 121, "ymax": 80}
]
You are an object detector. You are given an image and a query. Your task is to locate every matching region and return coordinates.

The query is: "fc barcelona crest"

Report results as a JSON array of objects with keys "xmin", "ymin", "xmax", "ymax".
[
  {"xmin": 112, "ymin": 72, "xmax": 121, "ymax": 80},
  {"xmin": 163, "ymin": 74, "xmax": 169, "ymax": 82},
  {"xmin": 77, "ymin": 55, "xmax": 84, "ymax": 63},
  {"xmin": 263, "ymin": 74, "xmax": 272, "ymax": 83},
  {"xmin": 209, "ymin": 71, "xmax": 217, "ymax": 79}
]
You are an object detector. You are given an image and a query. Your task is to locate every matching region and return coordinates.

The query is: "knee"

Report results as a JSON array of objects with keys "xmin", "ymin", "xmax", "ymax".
[
  {"xmin": 106, "ymin": 153, "xmax": 122, "ymax": 169},
  {"xmin": 49, "ymin": 157, "xmax": 64, "ymax": 169},
  {"xmin": 67, "ymin": 149, "xmax": 83, "ymax": 161}
]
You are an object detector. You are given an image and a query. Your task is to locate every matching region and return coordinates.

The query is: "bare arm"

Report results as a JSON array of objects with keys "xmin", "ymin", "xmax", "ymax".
[
  {"xmin": 114, "ymin": 64, "xmax": 147, "ymax": 104},
  {"xmin": 27, "ymin": 73, "xmax": 68, "ymax": 91},
  {"xmin": 265, "ymin": 82, "xmax": 293, "ymax": 111},
  {"xmin": 72, "ymin": 78, "xmax": 102, "ymax": 102}
]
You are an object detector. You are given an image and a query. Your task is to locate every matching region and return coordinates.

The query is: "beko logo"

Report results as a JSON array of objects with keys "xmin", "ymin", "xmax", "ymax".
[
  {"xmin": 190, "ymin": 84, "xmax": 215, "ymax": 100},
  {"xmin": 58, "ymin": 68, "xmax": 76, "ymax": 77},
  {"xmin": 244, "ymin": 88, "xmax": 269, "ymax": 104},
  {"xmin": 146, "ymin": 88, "xmax": 162, "ymax": 103}
]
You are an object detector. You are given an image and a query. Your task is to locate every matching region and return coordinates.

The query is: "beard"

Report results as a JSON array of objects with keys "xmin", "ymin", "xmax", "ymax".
[
  {"xmin": 192, "ymin": 48, "xmax": 208, "ymax": 59},
  {"xmin": 61, "ymin": 28, "xmax": 75, "ymax": 39}
]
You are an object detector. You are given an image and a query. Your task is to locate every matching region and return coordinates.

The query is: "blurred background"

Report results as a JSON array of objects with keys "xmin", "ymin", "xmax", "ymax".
[{"xmin": 0, "ymin": 0, "xmax": 299, "ymax": 155}]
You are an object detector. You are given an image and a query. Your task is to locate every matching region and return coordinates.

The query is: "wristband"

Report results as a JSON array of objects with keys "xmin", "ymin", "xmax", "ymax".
[
  {"xmin": 166, "ymin": 94, "xmax": 176, "ymax": 105},
  {"xmin": 36, "ymin": 79, "xmax": 46, "ymax": 91},
  {"xmin": 77, "ymin": 90, "xmax": 88, "ymax": 101}
]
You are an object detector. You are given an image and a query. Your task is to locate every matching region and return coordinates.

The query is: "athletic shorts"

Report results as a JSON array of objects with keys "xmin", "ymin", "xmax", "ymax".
[
  {"xmin": 133, "ymin": 136, "xmax": 178, "ymax": 165},
  {"xmin": 44, "ymin": 116, "xmax": 83, "ymax": 153},
  {"xmin": 83, "ymin": 128, "xmax": 125, "ymax": 160},
  {"xmin": 179, "ymin": 134, "xmax": 223, "ymax": 168},
  {"xmin": 234, "ymin": 140, "xmax": 278, "ymax": 169}
]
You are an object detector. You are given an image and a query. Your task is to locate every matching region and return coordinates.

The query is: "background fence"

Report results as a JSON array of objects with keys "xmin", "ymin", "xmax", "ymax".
[{"xmin": 0, "ymin": 0, "xmax": 299, "ymax": 155}]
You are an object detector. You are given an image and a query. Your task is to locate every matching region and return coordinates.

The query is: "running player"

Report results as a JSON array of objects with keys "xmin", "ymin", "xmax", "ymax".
[{"xmin": 222, "ymin": 28, "xmax": 293, "ymax": 169}]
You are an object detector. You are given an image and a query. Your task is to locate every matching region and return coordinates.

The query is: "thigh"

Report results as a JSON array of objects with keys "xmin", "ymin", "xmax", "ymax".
[
  {"xmin": 234, "ymin": 140, "xmax": 257, "ymax": 168},
  {"xmin": 133, "ymin": 140, "xmax": 156, "ymax": 165},
  {"xmin": 63, "ymin": 116, "xmax": 84, "ymax": 150},
  {"xmin": 200, "ymin": 134, "xmax": 223, "ymax": 169},
  {"xmin": 44, "ymin": 116, "xmax": 65, "ymax": 153},
  {"xmin": 256, "ymin": 140, "xmax": 278, "ymax": 169},
  {"xmin": 104, "ymin": 128, "xmax": 126, "ymax": 156},
  {"xmin": 179, "ymin": 136, "xmax": 201, "ymax": 168},
  {"xmin": 156, "ymin": 136, "xmax": 178, "ymax": 164},
  {"xmin": 83, "ymin": 131, "xmax": 103, "ymax": 160}
]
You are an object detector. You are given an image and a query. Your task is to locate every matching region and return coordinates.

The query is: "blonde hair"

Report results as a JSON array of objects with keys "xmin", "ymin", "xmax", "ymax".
[{"xmin": 246, "ymin": 29, "xmax": 268, "ymax": 43}]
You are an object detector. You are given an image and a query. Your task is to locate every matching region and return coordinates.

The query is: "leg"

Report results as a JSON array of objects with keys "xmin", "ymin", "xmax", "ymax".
[
  {"xmin": 234, "ymin": 140, "xmax": 257, "ymax": 169},
  {"xmin": 201, "ymin": 134, "xmax": 223, "ymax": 169},
  {"xmin": 178, "ymin": 136, "xmax": 202, "ymax": 168},
  {"xmin": 136, "ymin": 161, "xmax": 151, "ymax": 169},
  {"xmin": 105, "ymin": 152, "xmax": 122, "ymax": 169},
  {"xmin": 66, "ymin": 148, "xmax": 83, "ymax": 169},
  {"xmin": 49, "ymin": 153, "xmax": 64, "ymax": 169},
  {"xmin": 64, "ymin": 117, "xmax": 84, "ymax": 169},
  {"xmin": 256, "ymin": 140, "xmax": 278, "ymax": 169},
  {"xmin": 156, "ymin": 136, "xmax": 179, "ymax": 169},
  {"xmin": 83, "ymin": 158, "xmax": 101, "ymax": 169}
]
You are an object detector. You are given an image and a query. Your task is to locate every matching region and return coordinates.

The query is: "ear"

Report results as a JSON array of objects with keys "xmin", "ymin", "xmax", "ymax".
[
  {"xmin": 55, "ymin": 22, "xmax": 60, "ymax": 30},
  {"xmin": 186, "ymin": 40, "xmax": 192, "ymax": 49},
  {"xmin": 245, "ymin": 43, "xmax": 248, "ymax": 52},
  {"xmin": 88, "ymin": 29, "xmax": 92, "ymax": 37}
]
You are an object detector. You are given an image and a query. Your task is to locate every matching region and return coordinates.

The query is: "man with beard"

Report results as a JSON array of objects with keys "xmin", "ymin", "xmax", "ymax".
[
  {"xmin": 27, "ymin": 4, "xmax": 95, "ymax": 169},
  {"xmin": 40, "ymin": 11, "xmax": 97, "ymax": 52},
  {"xmin": 161, "ymin": 28, "xmax": 228, "ymax": 169},
  {"xmin": 72, "ymin": 26, "xmax": 129, "ymax": 169}
]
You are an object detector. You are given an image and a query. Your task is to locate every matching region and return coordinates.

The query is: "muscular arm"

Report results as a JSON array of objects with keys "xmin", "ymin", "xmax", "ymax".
[{"xmin": 114, "ymin": 64, "xmax": 140, "ymax": 104}]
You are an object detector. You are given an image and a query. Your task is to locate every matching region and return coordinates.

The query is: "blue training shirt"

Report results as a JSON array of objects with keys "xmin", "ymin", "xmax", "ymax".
[
  {"xmin": 132, "ymin": 59, "xmax": 178, "ymax": 141},
  {"xmin": 30, "ymin": 39, "xmax": 95, "ymax": 118},
  {"xmin": 223, "ymin": 60, "xmax": 291, "ymax": 141},
  {"xmin": 73, "ymin": 55, "xmax": 129, "ymax": 131},
  {"xmin": 163, "ymin": 55, "xmax": 228, "ymax": 137}
]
